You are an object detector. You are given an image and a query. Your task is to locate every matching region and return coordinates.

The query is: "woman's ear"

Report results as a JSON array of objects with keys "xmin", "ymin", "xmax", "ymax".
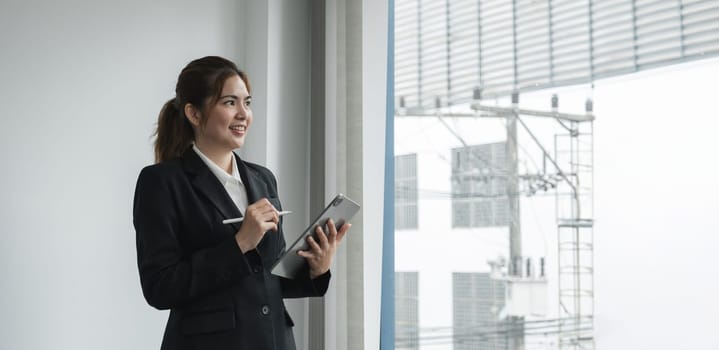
[{"xmin": 184, "ymin": 103, "xmax": 201, "ymax": 127}]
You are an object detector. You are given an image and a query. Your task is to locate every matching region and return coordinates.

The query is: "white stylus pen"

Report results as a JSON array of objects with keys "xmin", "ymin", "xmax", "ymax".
[{"xmin": 222, "ymin": 210, "xmax": 293, "ymax": 225}]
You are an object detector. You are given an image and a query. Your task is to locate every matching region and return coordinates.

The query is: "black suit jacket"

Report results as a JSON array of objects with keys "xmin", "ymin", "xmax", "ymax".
[{"xmin": 133, "ymin": 147, "xmax": 329, "ymax": 350}]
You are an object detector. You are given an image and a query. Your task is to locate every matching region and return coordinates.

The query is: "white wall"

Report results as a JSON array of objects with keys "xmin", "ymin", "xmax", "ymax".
[{"xmin": 0, "ymin": 1, "xmax": 246, "ymax": 349}]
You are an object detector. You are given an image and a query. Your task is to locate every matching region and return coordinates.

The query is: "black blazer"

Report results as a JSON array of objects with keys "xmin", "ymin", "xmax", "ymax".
[{"xmin": 133, "ymin": 147, "xmax": 329, "ymax": 350}]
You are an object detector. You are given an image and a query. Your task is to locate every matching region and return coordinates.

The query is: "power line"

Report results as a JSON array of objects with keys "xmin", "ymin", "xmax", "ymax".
[
  {"xmin": 395, "ymin": 316, "xmax": 593, "ymax": 347},
  {"xmin": 395, "ymin": 184, "xmax": 573, "ymax": 199}
]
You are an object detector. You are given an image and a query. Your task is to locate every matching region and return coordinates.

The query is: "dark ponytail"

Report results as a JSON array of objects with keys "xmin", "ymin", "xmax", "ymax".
[
  {"xmin": 154, "ymin": 98, "xmax": 194, "ymax": 163},
  {"xmin": 153, "ymin": 56, "xmax": 251, "ymax": 163}
]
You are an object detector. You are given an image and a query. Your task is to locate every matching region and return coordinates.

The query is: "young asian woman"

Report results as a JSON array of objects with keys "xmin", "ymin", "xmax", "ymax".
[{"xmin": 133, "ymin": 56, "xmax": 351, "ymax": 350}]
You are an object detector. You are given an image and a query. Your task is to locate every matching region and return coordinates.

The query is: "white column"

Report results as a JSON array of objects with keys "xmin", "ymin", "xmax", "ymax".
[{"xmin": 324, "ymin": 0, "xmax": 388, "ymax": 349}]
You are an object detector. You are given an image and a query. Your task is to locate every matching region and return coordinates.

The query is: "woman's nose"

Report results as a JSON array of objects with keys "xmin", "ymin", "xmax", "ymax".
[{"xmin": 236, "ymin": 106, "xmax": 249, "ymax": 119}]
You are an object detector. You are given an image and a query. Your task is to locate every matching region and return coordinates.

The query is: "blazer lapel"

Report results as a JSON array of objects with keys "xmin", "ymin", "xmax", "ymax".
[
  {"xmin": 182, "ymin": 148, "xmax": 243, "ymax": 231},
  {"xmin": 233, "ymin": 152, "xmax": 277, "ymax": 256},
  {"xmin": 234, "ymin": 152, "xmax": 270, "ymax": 203}
]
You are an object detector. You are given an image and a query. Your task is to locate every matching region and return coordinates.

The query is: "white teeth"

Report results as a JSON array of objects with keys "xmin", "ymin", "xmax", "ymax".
[{"xmin": 230, "ymin": 126, "xmax": 246, "ymax": 131}]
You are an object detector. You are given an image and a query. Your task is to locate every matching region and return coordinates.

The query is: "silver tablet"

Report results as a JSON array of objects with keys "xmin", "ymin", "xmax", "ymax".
[{"xmin": 271, "ymin": 193, "xmax": 360, "ymax": 279}]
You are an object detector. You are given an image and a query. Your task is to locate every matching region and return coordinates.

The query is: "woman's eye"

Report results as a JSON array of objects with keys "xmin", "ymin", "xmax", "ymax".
[
  {"xmin": 245, "ymin": 100, "xmax": 252, "ymax": 107},
  {"xmin": 224, "ymin": 100, "xmax": 235, "ymax": 106}
]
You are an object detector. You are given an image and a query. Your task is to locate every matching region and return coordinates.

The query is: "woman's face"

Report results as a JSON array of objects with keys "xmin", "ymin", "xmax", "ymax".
[{"xmin": 195, "ymin": 74, "xmax": 252, "ymax": 152}]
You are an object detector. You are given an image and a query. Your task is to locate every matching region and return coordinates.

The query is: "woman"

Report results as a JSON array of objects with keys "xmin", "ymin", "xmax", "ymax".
[{"xmin": 133, "ymin": 56, "xmax": 349, "ymax": 350}]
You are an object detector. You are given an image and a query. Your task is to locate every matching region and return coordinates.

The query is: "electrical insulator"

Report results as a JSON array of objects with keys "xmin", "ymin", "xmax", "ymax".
[
  {"xmin": 585, "ymin": 98, "xmax": 593, "ymax": 113},
  {"xmin": 526, "ymin": 258, "xmax": 532, "ymax": 278},
  {"xmin": 473, "ymin": 86, "xmax": 482, "ymax": 100}
]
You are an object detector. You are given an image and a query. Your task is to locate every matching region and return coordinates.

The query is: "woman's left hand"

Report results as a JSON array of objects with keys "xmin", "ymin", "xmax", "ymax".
[{"xmin": 297, "ymin": 219, "xmax": 351, "ymax": 279}]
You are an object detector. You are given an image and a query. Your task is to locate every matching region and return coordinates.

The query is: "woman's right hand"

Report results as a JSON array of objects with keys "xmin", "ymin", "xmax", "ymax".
[{"xmin": 234, "ymin": 198, "xmax": 279, "ymax": 252}]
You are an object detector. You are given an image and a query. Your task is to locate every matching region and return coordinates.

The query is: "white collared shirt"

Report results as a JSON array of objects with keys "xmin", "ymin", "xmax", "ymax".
[{"xmin": 192, "ymin": 144, "xmax": 249, "ymax": 215}]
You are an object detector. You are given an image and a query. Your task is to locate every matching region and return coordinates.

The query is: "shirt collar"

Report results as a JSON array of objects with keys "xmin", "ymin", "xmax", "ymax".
[{"xmin": 192, "ymin": 144, "xmax": 243, "ymax": 185}]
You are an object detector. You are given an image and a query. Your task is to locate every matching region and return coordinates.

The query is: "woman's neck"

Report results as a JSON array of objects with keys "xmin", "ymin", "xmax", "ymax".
[{"xmin": 195, "ymin": 141, "xmax": 233, "ymax": 174}]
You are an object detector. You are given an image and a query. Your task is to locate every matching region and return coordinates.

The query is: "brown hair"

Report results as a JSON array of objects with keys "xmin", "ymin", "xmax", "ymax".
[{"xmin": 154, "ymin": 56, "xmax": 251, "ymax": 163}]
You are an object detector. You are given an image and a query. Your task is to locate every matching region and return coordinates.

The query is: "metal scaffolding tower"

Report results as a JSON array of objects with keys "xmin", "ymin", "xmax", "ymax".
[{"xmin": 555, "ymin": 117, "xmax": 595, "ymax": 350}]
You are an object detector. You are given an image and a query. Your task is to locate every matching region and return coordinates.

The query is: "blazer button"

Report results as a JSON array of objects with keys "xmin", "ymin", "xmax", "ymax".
[
  {"xmin": 261, "ymin": 305, "xmax": 270, "ymax": 316},
  {"xmin": 252, "ymin": 266, "xmax": 261, "ymax": 273}
]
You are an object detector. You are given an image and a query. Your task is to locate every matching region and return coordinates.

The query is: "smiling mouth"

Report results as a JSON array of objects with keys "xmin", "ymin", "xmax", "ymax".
[{"xmin": 229, "ymin": 125, "xmax": 246, "ymax": 134}]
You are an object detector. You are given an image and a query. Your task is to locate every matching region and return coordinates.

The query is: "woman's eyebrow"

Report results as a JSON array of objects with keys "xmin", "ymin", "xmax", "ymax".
[{"xmin": 219, "ymin": 95, "xmax": 251, "ymax": 100}]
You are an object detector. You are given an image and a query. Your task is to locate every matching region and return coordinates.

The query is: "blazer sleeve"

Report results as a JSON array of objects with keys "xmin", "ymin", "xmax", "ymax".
[
  {"xmin": 256, "ymin": 165, "xmax": 332, "ymax": 299},
  {"xmin": 133, "ymin": 166, "xmax": 253, "ymax": 310},
  {"xmin": 279, "ymin": 269, "xmax": 331, "ymax": 298},
  {"xmin": 276, "ymin": 228, "xmax": 331, "ymax": 298}
]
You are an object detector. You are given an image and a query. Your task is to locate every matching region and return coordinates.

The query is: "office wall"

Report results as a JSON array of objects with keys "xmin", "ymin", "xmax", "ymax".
[
  {"xmin": 0, "ymin": 1, "xmax": 247, "ymax": 349},
  {"xmin": 1, "ymin": 0, "xmax": 394, "ymax": 348}
]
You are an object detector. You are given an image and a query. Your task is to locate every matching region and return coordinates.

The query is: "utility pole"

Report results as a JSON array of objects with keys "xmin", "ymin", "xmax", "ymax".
[
  {"xmin": 508, "ymin": 92, "xmax": 522, "ymax": 276},
  {"xmin": 507, "ymin": 92, "xmax": 524, "ymax": 350}
]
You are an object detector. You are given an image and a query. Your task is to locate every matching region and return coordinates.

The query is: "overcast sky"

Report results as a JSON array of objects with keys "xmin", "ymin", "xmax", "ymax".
[{"xmin": 590, "ymin": 58, "xmax": 719, "ymax": 349}]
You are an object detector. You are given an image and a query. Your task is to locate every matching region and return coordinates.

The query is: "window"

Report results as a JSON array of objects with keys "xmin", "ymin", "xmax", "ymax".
[
  {"xmin": 453, "ymin": 272, "xmax": 507, "ymax": 350},
  {"xmin": 451, "ymin": 143, "xmax": 509, "ymax": 228},
  {"xmin": 395, "ymin": 271, "xmax": 419, "ymax": 350},
  {"xmin": 395, "ymin": 154, "xmax": 418, "ymax": 230}
]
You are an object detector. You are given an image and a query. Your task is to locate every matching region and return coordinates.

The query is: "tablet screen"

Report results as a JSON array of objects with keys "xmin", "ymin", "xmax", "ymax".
[{"xmin": 270, "ymin": 193, "xmax": 360, "ymax": 278}]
